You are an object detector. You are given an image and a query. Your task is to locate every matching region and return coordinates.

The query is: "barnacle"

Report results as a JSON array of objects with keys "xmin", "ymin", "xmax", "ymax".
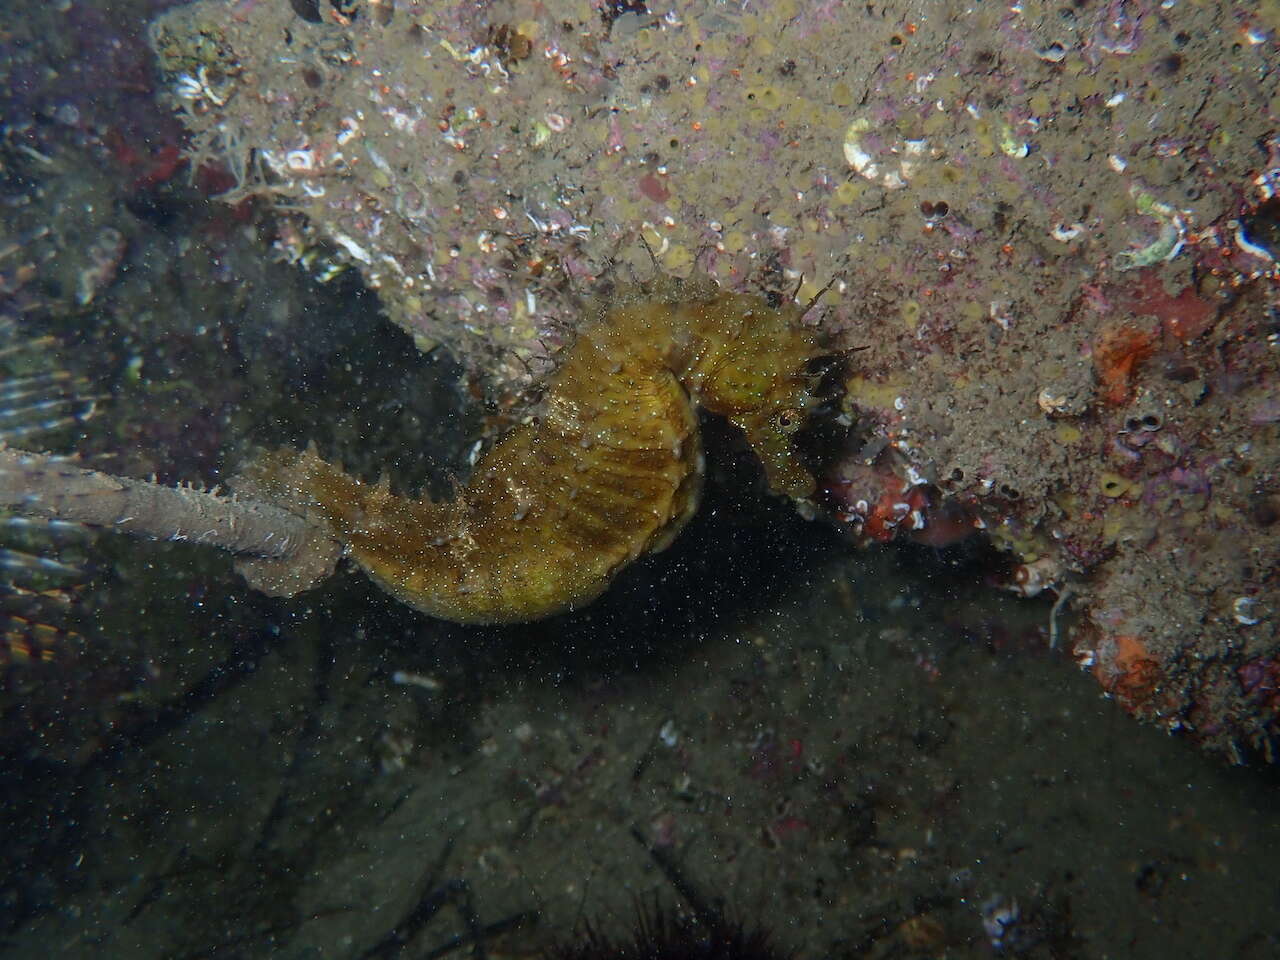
[{"xmin": 245, "ymin": 273, "xmax": 830, "ymax": 624}]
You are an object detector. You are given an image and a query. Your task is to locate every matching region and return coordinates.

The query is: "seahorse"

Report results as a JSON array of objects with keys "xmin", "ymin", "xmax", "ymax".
[{"xmin": 242, "ymin": 272, "xmax": 831, "ymax": 625}]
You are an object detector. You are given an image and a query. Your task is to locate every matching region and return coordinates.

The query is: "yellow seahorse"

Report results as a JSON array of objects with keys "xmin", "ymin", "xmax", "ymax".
[{"xmin": 243, "ymin": 273, "xmax": 829, "ymax": 624}]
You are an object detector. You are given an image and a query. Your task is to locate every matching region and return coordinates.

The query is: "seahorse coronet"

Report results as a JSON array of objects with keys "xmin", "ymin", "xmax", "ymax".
[{"xmin": 244, "ymin": 271, "xmax": 833, "ymax": 625}]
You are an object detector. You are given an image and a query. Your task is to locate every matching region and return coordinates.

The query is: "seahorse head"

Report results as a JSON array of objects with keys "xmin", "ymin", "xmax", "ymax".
[
  {"xmin": 688, "ymin": 293, "xmax": 830, "ymax": 500},
  {"xmin": 738, "ymin": 403, "xmax": 817, "ymax": 498}
]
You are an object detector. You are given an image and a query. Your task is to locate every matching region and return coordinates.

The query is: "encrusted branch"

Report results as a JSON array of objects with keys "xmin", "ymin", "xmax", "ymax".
[{"xmin": 0, "ymin": 446, "xmax": 342, "ymax": 596}]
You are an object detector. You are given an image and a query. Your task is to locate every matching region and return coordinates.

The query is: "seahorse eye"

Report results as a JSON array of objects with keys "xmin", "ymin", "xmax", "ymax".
[{"xmin": 773, "ymin": 407, "xmax": 803, "ymax": 433}]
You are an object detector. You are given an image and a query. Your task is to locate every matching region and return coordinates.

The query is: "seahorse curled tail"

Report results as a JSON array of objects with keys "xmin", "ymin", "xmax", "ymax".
[{"xmin": 242, "ymin": 273, "xmax": 831, "ymax": 624}]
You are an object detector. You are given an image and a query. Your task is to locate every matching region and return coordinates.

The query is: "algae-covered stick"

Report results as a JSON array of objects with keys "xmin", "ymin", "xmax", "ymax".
[{"xmin": 0, "ymin": 446, "xmax": 340, "ymax": 595}]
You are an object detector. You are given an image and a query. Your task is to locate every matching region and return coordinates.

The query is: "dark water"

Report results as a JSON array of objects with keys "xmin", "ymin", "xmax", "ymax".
[{"xmin": 1, "ymin": 2, "xmax": 1277, "ymax": 958}]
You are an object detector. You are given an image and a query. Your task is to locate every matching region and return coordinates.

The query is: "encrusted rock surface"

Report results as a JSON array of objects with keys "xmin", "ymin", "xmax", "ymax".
[{"xmin": 151, "ymin": 0, "xmax": 1280, "ymax": 758}]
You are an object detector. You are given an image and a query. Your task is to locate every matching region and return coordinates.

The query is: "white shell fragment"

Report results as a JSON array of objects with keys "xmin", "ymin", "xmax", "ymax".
[{"xmin": 842, "ymin": 117, "xmax": 923, "ymax": 190}]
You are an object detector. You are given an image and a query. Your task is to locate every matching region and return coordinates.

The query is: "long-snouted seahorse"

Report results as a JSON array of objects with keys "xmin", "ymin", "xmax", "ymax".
[{"xmin": 243, "ymin": 273, "xmax": 830, "ymax": 625}]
